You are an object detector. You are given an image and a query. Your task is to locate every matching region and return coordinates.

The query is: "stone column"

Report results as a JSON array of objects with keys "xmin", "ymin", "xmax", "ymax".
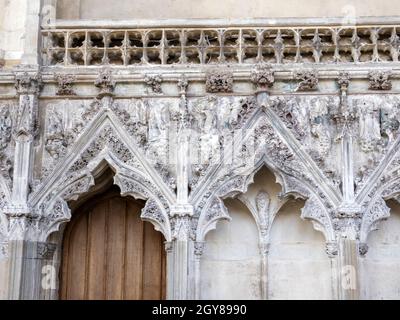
[
  {"xmin": 6, "ymin": 70, "xmax": 43, "ymax": 300},
  {"xmin": 260, "ymin": 241, "xmax": 270, "ymax": 300},
  {"xmin": 326, "ymin": 242, "xmax": 340, "ymax": 299},
  {"xmin": 8, "ymin": 241, "xmax": 56, "ymax": 300},
  {"xmin": 337, "ymin": 236, "xmax": 359, "ymax": 300},
  {"xmin": 334, "ymin": 72, "xmax": 360, "ymax": 300},
  {"xmin": 170, "ymin": 210, "xmax": 192, "ymax": 300},
  {"xmin": 168, "ymin": 77, "xmax": 194, "ymax": 300},
  {"xmin": 193, "ymin": 241, "xmax": 205, "ymax": 300},
  {"xmin": 0, "ymin": 242, "xmax": 9, "ymax": 299},
  {"xmin": 11, "ymin": 71, "xmax": 42, "ymax": 210},
  {"xmin": 164, "ymin": 241, "xmax": 174, "ymax": 300}
]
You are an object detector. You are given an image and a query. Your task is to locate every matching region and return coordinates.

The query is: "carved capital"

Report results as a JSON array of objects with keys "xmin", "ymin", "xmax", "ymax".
[
  {"xmin": 37, "ymin": 242, "xmax": 57, "ymax": 260},
  {"xmin": 259, "ymin": 241, "xmax": 270, "ymax": 256},
  {"xmin": 171, "ymin": 214, "xmax": 191, "ymax": 241},
  {"xmin": 164, "ymin": 241, "xmax": 173, "ymax": 253},
  {"xmin": 325, "ymin": 241, "xmax": 338, "ymax": 258},
  {"xmin": 358, "ymin": 242, "xmax": 369, "ymax": 256},
  {"xmin": 194, "ymin": 241, "xmax": 205, "ymax": 256},
  {"xmin": 5, "ymin": 209, "xmax": 39, "ymax": 241},
  {"xmin": 0, "ymin": 242, "xmax": 8, "ymax": 259}
]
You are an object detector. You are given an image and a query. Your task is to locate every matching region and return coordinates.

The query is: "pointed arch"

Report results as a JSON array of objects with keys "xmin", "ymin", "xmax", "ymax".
[
  {"xmin": 31, "ymin": 109, "xmax": 174, "ymax": 242},
  {"xmin": 190, "ymin": 95, "xmax": 338, "ymax": 243},
  {"xmin": 36, "ymin": 150, "xmax": 172, "ymax": 242},
  {"xmin": 195, "ymin": 154, "xmax": 336, "ymax": 242},
  {"xmin": 359, "ymin": 176, "xmax": 399, "ymax": 244}
]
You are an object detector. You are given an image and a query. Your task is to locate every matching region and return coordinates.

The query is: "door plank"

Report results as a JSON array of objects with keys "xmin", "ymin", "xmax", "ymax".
[
  {"xmin": 125, "ymin": 200, "xmax": 144, "ymax": 300},
  {"xmin": 105, "ymin": 197, "xmax": 126, "ymax": 300},
  {"xmin": 86, "ymin": 203, "xmax": 107, "ymax": 300},
  {"xmin": 66, "ymin": 213, "xmax": 88, "ymax": 300},
  {"xmin": 143, "ymin": 222, "xmax": 163, "ymax": 300},
  {"xmin": 60, "ymin": 191, "xmax": 166, "ymax": 300}
]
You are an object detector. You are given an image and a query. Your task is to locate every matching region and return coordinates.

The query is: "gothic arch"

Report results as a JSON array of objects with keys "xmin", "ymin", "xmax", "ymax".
[
  {"xmin": 195, "ymin": 154, "xmax": 336, "ymax": 243},
  {"xmin": 359, "ymin": 176, "xmax": 400, "ymax": 244},
  {"xmin": 38, "ymin": 150, "xmax": 172, "ymax": 242},
  {"xmin": 30, "ymin": 108, "xmax": 174, "ymax": 242}
]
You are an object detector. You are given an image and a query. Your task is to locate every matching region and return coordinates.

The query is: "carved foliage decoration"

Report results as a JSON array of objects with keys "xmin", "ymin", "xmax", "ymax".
[
  {"xmin": 55, "ymin": 73, "xmax": 76, "ymax": 96},
  {"xmin": 251, "ymin": 64, "xmax": 274, "ymax": 89},
  {"xmin": 141, "ymin": 199, "xmax": 171, "ymax": 241},
  {"xmin": 38, "ymin": 198, "xmax": 72, "ymax": 241},
  {"xmin": 0, "ymin": 104, "xmax": 13, "ymax": 182},
  {"xmin": 301, "ymin": 195, "xmax": 335, "ymax": 241},
  {"xmin": 0, "ymin": 189, "xmax": 8, "ymax": 257},
  {"xmin": 45, "ymin": 110, "xmax": 67, "ymax": 160},
  {"xmin": 194, "ymin": 113, "xmax": 336, "ymax": 242},
  {"xmin": 206, "ymin": 68, "xmax": 233, "ymax": 93},
  {"xmin": 360, "ymin": 197, "xmax": 390, "ymax": 243},
  {"xmin": 14, "ymin": 71, "xmax": 43, "ymax": 95},
  {"xmin": 95, "ymin": 68, "xmax": 115, "ymax": 96},
  {"xmin": 34, "ymin": 113, "xmax": 173, "ymax": 241},
  {"xmin": 369, "ymin": 70, "xmax": 392, "ymax": 90},
  {"xmin": 144, "ymin": 74, "xmax": 163, "ymax": 94},
  {"xmin": 0, "ymin": 106, "xmax": 12, "ymax": 150},
  {"xmin": 115, "ymin": 174, "xmax": 171, "ymax": 241},
  {"xmin": 294, "ymin": 69, "xmax": 319, "ymax": 91},
  {"xmin": 67, "ymin": 125, "xmax": 143, "ymax": 176},
  {"xmin": 196, "ymin": 197, "xmax": 231, "ymax": 241}
]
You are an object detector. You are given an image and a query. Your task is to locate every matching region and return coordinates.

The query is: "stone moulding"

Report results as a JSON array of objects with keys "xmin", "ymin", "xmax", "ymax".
[{"xmin": 42, "ymin": 24, "xmax": 400, "ymax": 67}]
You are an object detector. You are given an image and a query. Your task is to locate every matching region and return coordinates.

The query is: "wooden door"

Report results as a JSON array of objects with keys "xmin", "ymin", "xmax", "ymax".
[{"xmin": 60, "ymin": 187, "xmax": 166, "ymax": 300}]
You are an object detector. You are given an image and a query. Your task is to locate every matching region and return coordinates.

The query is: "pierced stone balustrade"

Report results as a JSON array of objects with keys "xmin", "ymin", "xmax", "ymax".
[{"xmin": 41, "ymin": 25, "xmax": 400, "ymax": 67}]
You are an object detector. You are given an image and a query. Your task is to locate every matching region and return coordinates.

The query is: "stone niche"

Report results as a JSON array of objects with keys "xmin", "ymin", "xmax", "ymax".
[
  {"xmin": 200, "ymin": 167, "xmax": 332, "ymax": 300},
  {"xmin": 201, "ymin": 199, "xmax": 262, "ymax": 300},
  {"xmin": 56, "ymin": 0, "xmax": 398, "ymax": 20},
  {"xmin": 359, "ymin": 200, "xmax": 400, "ymax": 300}
]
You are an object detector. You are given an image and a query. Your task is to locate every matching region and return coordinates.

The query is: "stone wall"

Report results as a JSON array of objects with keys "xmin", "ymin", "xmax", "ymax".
[
  {"xmin": 201, "ymin": 199, "xmax": 262, "ymax": 300},
  {"xmin": 360, "ymin": 201, "xmax": 400, "ymax": 299},
  {"xmin": 1, "ymin": 0, "xmax": 400, "ymax": 301},
  {"xmin": 56, "ymin": 0, "xmax": 399, "ymax": 20},
  {"xmin": 0, "ymin": 0, "xmax": 27, "ymax": 67}
]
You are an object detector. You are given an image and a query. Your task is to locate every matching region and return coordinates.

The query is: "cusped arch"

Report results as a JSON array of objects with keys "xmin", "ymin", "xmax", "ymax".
[
  {"xmin": 359, "ymin": 176, "xmax": 400, "ymax": 244},
  {"xmin": 30, "ymin": 107, "xmax": 176, "ymax": 242},
  {"xmin": 195, "ymin": 155, "xmax": 336, "ymax": 242},
  {"xmin": 36, "ymin": 149, "xmax": 172, "ymax": 242}
]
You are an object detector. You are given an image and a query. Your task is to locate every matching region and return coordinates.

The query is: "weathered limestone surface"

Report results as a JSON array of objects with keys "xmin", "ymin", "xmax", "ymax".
[
  {"xmin": 56, "ymin": 0, "xmax": 400, "ymax": 20},
  {"xmin": 0, "ymin": 0, "xmax": 27, "ymax": 67},
  {"xmin": 201, "ymin": 200, "xmax": 262, "ymax": 300},
  {"xmin": 1, "ymin": 1, "xmax": 400, "ymax": 300},
  {"xmin": 359, "ymin": 202, "xmax": 400, "ymax": 299}
]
